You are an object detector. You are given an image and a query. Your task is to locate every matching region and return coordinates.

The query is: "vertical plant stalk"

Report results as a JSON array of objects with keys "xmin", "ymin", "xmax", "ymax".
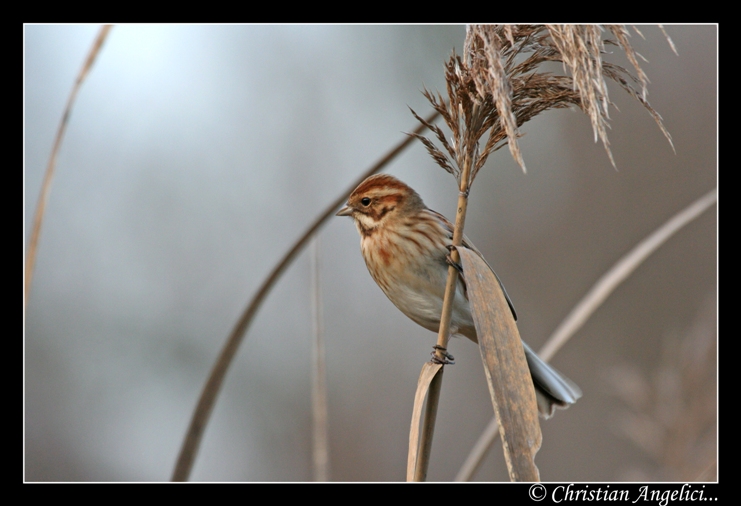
[
  {"xmin": 433, "ymin": 165, "xmax": 473, "ymax": 361},
  {"xmin": 454, "ymin": 188, "xmax": 717, "ymax": 481},
  {"xmin": 412, "ymin": 134, "xmax": 474, "ymax": 482},
  {"xmin": 25, "ymin": 25, "xmax": 113, "ymax": 310},
  {"xmin": 310, "ymin": 237, "xmax": 329, "ymax": 481},
  {"xmin": 171, "ymin": 110, "xmax": 440, "ymax": 482}
]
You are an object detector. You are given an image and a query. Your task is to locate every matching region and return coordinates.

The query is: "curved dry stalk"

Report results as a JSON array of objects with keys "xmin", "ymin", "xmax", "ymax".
[
  {"xmin": 455, "ymin": 415, "xmax": 500, "ymax": 481},
  {"xmin": 539, "ymin": 188, "xmax": 717, "ymax": 362},
  {"xmin": 25, "ymin": 25, "xmax": 113, "ymax": 310},
  {"xmin": 171, "ymin": 110, "xmax": 440, "ymax": 482},
  {"xmin": 455, "ymin": 188, "xmax": 717, "ymax": 481}
]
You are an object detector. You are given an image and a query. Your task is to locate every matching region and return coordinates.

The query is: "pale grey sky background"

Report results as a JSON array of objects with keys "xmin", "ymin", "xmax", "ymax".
[{"xmin": 25, "ymin": 25, "xmax": 716, "ymax": 482}]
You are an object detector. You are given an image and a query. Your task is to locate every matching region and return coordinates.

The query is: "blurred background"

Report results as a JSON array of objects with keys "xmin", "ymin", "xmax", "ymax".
[{"xmin": 24, "ymin": 25, "xmax": 716, "ymax": 482}]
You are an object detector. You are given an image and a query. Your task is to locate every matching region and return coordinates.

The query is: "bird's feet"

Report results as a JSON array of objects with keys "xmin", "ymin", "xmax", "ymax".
[
  {"xmin": 431, "ymin": 345, "xmax": 455, "ymax": 365},
  {"xmin": 445, "ymin": 245, "xmax": 463, "ymax": 274}
]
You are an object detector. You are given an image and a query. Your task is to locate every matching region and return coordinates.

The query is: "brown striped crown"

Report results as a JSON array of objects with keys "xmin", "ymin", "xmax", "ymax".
[{"xmin": 337, "ymin": 174, "xmax": 426, "ymax": 235}]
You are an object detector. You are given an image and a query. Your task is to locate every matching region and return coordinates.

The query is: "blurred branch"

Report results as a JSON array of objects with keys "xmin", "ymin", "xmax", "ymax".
[
  {"xmin": 171, "ymin": 109, "xmax": 440, "ymax": 482},
  {"xmin": 455, "ymin": 414, "xmax": 500, "ymax": 481},
  {"xmin": 539, "ymin": 188, "xmax": 717, "ymax": 362},
  {"xmin": 455, "ymin": 188, "xmax": 717, "ymax": 481},
  {"xmin": 25, "ymin": 25, "xmax": 113, "ymax": 310},
  {"xmin": 310, "ymin": 237, "xmax": 329, "ymax": 481},
  {"xmin": 608, "ymin": 294, "xmax": 716, "ymax": 481}
]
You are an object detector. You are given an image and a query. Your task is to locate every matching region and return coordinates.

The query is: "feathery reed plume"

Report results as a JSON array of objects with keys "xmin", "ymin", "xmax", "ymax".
[{"xmin": 412, "ymin": 25, "xmax": 673, "ymax": 175}]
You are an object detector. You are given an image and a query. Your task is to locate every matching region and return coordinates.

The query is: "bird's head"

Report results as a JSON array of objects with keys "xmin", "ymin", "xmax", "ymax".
[{"xmin": 336, "ymin": 174, "xmax": 425, "ymax": 235}]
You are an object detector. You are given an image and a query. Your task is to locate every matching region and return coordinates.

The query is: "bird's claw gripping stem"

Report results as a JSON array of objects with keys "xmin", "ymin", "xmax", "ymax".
[
  {"xmin": 431, "ymin": 345, "xmax": 455, "ymax": 365},
  {"xmin": 445, "ymin": 245, "xmax": 463, "ymax": 274}
]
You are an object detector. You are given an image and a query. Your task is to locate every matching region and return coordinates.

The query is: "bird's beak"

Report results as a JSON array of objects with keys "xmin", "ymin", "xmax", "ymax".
[{"xmin": 336, "ymin": 205, "xmax": 353, "ymax": 217}]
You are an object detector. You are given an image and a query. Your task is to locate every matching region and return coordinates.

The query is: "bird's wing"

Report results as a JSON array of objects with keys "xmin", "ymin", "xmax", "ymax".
[
  {"xmin": 427, "ymin": 208, "xmax": 518, "ymax": 321},
  {"xmin": 461, "ymin": 234, "xmax": 518, "ymax": 322}
]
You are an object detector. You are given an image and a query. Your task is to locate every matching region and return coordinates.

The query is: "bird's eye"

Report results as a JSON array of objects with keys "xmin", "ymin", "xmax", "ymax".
[{"xmin": 361, "ymin": 197, "xmax": 371, "ymax": 206}]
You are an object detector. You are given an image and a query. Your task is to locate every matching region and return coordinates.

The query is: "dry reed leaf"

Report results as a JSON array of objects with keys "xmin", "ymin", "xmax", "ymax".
[
  {"xmin": 456, "ymin": 245, "xmax": 541, "ymax": 482},
  {"xmin": 406, "ymin": 361, "xmax": 443, "ymax": 481}
]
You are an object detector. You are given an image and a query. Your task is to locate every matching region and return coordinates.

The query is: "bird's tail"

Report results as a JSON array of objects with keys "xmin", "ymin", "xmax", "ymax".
[{"xmin": 523, "ymin": 341, "xmax": 583, "ymax": 419}]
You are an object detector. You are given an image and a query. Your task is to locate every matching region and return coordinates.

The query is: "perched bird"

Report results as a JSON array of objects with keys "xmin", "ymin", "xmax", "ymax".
[{"xmin": 336, "ymin": 173, "xmax": 581, "ymax": 418}]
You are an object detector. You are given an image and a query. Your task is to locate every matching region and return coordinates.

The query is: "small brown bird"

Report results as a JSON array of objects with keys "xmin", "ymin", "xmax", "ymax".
[{"xmin": 337, "ymin": 173, "xmax": 581, "ymax": 418}]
